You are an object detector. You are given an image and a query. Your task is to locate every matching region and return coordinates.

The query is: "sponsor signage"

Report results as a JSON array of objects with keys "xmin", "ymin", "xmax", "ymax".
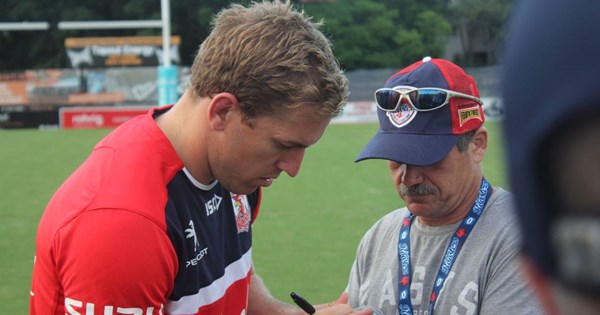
[
  {"xmin": 67, "ymin": 92, "xmax": 125, "ymax": 105},
  {"xmin": 332, "ymin": 101, "xmax": 379, "ymax": 124},
  {"xmin": 60, "ymin": 106, "xmax": 151, "ymax": 129},
  {"xmin": 65, "ymin": 36, "xmax": 181, "ymax": 68},
  {"xmin": 0, "ymin": 109, "xmax": 58, "ymax": 129},
  {"xmin": 26, "ymin": 69, "xmax": 80, "ymax": 105},
  {"xmin": 0, "ymin": 67, "xmax": 185, "ymax": 111},
  {"xmin": 0, "ymin": 72, "xmax": 29, "ymax": 105},
  {"xmin": 0, "ymin": 80, "xmax": 28, "ymax": 105}
]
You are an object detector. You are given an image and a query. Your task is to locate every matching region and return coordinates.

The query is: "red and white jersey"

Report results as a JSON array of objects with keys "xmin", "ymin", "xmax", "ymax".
[{"xmin": 30, "ymin": 106, "xmax": 261, "ymax": 315}]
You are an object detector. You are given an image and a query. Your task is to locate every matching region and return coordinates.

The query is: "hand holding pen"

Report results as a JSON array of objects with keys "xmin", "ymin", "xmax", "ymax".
[
  {"xmin": 291, "ymin": 292, "xmax": 316, "ymax": 314},
  {"xmin": 290, "ymin": 291, "xmax": 378, "ymax": 315}
]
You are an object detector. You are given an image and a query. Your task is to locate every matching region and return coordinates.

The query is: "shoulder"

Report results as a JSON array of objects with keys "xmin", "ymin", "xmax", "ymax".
[
  {"xmin": 50, "ymin": 209, "xmax": 177, "ymax": 308},
  {"xmin": 482, "ymin": 188, "xmax": 518, "ymax": 225},
  {"xmin": 55, "ymin": 208, "xmax": 178, "ymax": 278},
  {"xmin": 371, "ymin": 208, "xmax": 408, "ymax": 232},
  {"xmin": 475, "ymin": 187, "xmax": 523, "ymax": 249},
  {"xmin": 489, "ymin": 187, "xmax": 514, "ymax": 205},
  {"xmin": 358, "ymin": 208, "xmax": 408, "ymax": 246}
]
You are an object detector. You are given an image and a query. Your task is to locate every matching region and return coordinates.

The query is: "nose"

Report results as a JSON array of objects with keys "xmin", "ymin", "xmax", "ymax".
[
  {"xmin": 277, "ymin": 148, "xmax": 305, "ymax": 178},
  {"xmin": 402, "ymin": 164, "xmax": 424, "ymax": 186},
  {"xmin": 389, "ymin": 161, "xmax": 423, "ymax": 186}
]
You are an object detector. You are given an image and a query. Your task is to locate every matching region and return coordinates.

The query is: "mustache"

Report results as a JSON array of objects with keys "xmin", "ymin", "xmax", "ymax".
[{"xmin": 398, "ymin": 184, "xmax": 437, "ymax": 196}]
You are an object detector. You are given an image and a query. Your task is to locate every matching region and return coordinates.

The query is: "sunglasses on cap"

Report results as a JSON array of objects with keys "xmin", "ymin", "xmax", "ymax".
[{"xmin": 374, "ymin": 86, "xmax": 483, "ymax": 112}]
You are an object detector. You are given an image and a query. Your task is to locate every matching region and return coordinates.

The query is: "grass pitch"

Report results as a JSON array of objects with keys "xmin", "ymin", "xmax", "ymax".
[{"xmin": 0, "ymin": 121, "xmax": 506, "ymax": 313}]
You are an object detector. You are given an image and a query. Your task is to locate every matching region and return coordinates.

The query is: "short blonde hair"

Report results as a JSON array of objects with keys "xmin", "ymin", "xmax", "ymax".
[{"xmin": 189, "ymin": 0, "xmax": 348, "ymax": 120}]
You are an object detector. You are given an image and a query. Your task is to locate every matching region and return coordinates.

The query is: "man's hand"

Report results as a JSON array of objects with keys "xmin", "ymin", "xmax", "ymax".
[{"xmin": 311, "ymin": 292, "xmax": 373, "ymax": 315}]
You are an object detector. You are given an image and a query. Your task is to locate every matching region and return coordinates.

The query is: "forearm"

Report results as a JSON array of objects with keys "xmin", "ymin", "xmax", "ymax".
[
  {"xmin": 247, "ymin": 273, "xmax": 304, "ymax": 315},
  {"xmin": 247, "ymin": 273, "xmax": 372, "ymax": 315}
]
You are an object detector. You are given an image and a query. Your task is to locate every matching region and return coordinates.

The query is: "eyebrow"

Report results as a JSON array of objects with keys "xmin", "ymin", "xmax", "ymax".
[
  {"xmin": 282, "ymin": 140, "xmax": 310, "ymax": 148},
  {"xmin": 275, "ymin": 136, "xmax": 312, "ymax": 149}
]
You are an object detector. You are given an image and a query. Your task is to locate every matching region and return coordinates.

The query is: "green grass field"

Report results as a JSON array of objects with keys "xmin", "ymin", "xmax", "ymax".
[{"xmin": 0, "ymin": 121, "xmax": 507, "ymax": 314}]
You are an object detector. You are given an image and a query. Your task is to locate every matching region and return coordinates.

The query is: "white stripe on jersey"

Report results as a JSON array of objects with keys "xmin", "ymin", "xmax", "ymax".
[{"xmin": 166, "ymin": 248, "xmax": 252, "ymax": 314}]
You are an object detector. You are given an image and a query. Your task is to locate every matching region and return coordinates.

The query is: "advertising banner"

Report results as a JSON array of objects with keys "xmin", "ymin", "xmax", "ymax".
[
  {"xmin": 0, "ymin": 81, "xmax": 28, "ymax": 105},
  {"xmin": 59, "ymin": 106, "xmax": 151, "ymax": 129},
  {"xmin": 0, "ymin": 66, "xmax": 188, "ymax": 111},
  {"xmin": 26, "ymin": 69, "xmax": 81, "ymax": 105},
  {"xmin": 0, "ymin": 72, "xmax": 29, "ymax": 105},
  {"xmin": 0, "ymin": 110, "xmax": 58, "ymax": 129},
  {"xmin": 332, "ymin": 101, "xmax": 378, "ymax": 124},
  {"xmin": 65, "ymin": 36, "xmax": 181, "ymax": 68}
]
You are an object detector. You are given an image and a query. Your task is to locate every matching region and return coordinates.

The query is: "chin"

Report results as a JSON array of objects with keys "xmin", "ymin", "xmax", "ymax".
[
  {"xmin": 219, "ymin": 181, "xmax": 248, "ymax": 195},
  {"xmin": 229, "ymin": 184, "xmax": 258, "ymax": 196},
  {"xmin": 406, "ymin": 204, "xmax": 433, "ymax": 215},
  {"xmin": 404, "ymin": 197, "xmax": 432, "ymax": 211}
]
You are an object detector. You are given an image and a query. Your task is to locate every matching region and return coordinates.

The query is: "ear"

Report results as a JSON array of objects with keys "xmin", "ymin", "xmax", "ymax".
[
  {"xmin": 207, "ymin": 92, "xmax": 238, "ymax": 131},
  {"xmin": 471, "ymin": 126, "xmax": 488, "ymax": 163}
]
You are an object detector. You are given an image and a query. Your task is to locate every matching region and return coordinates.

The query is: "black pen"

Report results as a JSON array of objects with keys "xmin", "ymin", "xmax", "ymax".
[{"xmin": 290, "ymin": 291, "xmax": 316, "ymax": 315}]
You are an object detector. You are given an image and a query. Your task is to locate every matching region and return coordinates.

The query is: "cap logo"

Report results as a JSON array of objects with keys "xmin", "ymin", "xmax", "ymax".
[
  {"xmin": 384, "ymin": 86, "xmax": 417, "ymax": 128},
  {"xmin": 387, "ymin": 109, "xmax": 417, "ymax": 128},
  {"xmin": 458, "ymin": 105, "xmax": 482, "ymax": 126}
]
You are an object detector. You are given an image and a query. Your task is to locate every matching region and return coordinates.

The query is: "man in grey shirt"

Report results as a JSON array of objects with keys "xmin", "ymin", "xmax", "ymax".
[{"xmin": 346, "ymin": 57, "xmax": 543, "ymax": 315}]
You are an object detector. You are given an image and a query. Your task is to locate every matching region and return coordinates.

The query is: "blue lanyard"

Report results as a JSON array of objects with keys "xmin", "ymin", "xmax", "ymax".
[{"xmin": 397, "ymin": 178, "xmax": 492, "ymax": 315}]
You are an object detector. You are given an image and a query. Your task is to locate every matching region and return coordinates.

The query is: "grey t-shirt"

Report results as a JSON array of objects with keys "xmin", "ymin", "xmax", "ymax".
[{"xmin": 346, "ymin": 188, "xmax": 544, "ymax": 315}]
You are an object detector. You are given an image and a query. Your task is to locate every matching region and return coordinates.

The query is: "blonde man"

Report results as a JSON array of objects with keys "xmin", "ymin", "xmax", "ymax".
[{"xmin": 30, "ymin": 1, "xmax": 368, "ymax": 315}]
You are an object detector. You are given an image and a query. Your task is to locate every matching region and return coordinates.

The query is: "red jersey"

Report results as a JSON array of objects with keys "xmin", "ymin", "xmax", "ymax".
[{"xmin": 30, "ymin": 106, "xmax": 261, "ymax": 315}]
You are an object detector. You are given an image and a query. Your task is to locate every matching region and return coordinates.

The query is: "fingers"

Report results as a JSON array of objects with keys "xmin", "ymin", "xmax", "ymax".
[
  {"xmin": 313, "ymin": 304, "xmax": 374, "ymax": 315},
  {"xmin": 354, "ymin": 306, "xmax": 373, "ymax": 315},
  {"xmin": 335, "ymin": 291, "xmax": 349, "ymax": 305},
  {"xmin": 313, "ymin": 292, "xmax": 373, "ymax": 315},
  {"xmin": 314, "ymin": 291, "xmax": 349, "ymax": 310}
]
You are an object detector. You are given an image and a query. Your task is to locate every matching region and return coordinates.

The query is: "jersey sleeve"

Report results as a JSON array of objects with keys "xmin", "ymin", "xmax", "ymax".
[{"xmin": 54, "ymin": 209, "xmax": 178, "ymax": 314}]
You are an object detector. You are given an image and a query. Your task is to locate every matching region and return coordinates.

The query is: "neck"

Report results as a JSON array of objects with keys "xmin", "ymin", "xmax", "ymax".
[
  {"xmin": 155, "ymin": 91, "xmax": 213, "ymax": 184},
  {"xmin": 417, "ymin": 207, "xmax": 472, "ymax": 227}
]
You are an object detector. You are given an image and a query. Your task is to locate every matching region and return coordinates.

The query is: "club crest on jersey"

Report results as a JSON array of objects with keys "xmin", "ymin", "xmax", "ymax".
[
  {"xmin": 387, "ymin": 107, "xmax": 417, "ymax": 128},
  {"xmin": 231, "ymin": 193, "xmax": 251, "ymax": 233}
]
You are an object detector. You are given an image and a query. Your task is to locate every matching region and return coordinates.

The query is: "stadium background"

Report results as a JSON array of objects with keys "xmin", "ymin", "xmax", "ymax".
[
  {"xmin": 0, "ymin": 66, "xmax": 506, "ymax": 314},
  {"xmin": 0, "ymin": 64, "xmax": 503, "ymax": 128},
  {"xmin": 0, "ymin": 2, "xmax": 508, "ymax": 311}
]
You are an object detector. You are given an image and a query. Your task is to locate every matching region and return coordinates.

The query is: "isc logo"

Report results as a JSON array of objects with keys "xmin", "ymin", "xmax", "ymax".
[
  {"xmin": 205, "ymin": 194, "xmax": 222, "ymax": 216},
  {"xmin": 65, "ymin": 297, "xmax": 163, "ymax": 314}
]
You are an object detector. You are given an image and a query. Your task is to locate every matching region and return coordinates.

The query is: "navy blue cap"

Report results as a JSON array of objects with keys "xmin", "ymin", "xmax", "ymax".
[{"xmin": 356, "ymin": 57, "xmax": 484, "ymax": 166}]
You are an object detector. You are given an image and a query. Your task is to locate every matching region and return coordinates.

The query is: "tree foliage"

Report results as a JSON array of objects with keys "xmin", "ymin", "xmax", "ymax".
[
  {"xmin": 303, "ymin": 0, "xmax": 451, "ymax": 69},
  {"xmin": 0, "ymin": 0, "xmax": 240, "ymax": 70},
  {"xmin": 447, "ymin": 0, "xmax": 513, "ymax": 66},
  {"xmin": 0, "ymin": 0, "xmax": 511, "ymax": 71}
]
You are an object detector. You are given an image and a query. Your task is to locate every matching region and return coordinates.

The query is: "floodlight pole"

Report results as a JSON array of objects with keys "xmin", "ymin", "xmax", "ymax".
[{"xmin": 158, "ymin": 0, "xmax": 178, "ymax": 106}]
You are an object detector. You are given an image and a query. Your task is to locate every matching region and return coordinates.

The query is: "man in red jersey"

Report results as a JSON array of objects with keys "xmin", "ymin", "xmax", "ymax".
[{"xmin": 29, "ymin": 1, "xmax": 372, "ymax": 315}]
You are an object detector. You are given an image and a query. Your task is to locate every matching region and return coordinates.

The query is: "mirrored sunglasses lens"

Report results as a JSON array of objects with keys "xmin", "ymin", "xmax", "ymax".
[
  {"xmin": 376, "ymin": 90, "xmax": 401, "ymax": 111},
  {"xmin": 415, "ymin": 89, "xmax": 448, "ymax": 110}
]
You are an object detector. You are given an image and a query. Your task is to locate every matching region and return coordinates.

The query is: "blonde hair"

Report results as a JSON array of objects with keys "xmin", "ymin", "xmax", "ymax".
[{"xmin": 189, "ymin": 0, "xmax": 348, "ymax": 120}]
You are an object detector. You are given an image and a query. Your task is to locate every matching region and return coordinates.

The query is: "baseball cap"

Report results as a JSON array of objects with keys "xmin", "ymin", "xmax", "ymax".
[{"xmin": 355, "ymin": 57, "xmax": 485, "ymax": 166}]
